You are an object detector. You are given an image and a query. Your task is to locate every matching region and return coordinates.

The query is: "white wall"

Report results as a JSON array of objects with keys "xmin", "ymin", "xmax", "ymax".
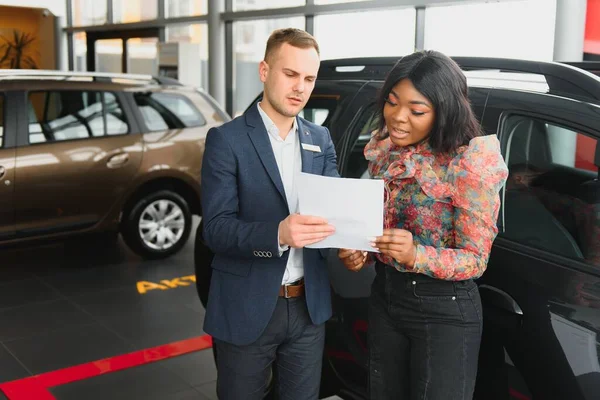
[{"xmin": 0, "ymin": 0, "xmax": 66, "ymax": 16}]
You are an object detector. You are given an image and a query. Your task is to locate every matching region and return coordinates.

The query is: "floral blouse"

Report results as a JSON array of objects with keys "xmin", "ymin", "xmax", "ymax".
[{"xmin": 364, "ymin": 133, "xmax": 508, "ymax": 281}]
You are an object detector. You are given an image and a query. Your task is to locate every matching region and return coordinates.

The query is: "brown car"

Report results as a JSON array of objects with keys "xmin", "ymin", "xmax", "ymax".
[{"xmin": 0, "ymin": 70, "xmax": 229, "ymax": 259}]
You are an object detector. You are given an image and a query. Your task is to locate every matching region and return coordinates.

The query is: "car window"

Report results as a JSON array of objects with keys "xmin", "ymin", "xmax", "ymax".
[
  {"xmin": 196, "ymin": 89, "xmax": 230, "ymax": 122},
  {"xmin": 138, "ymin": 104, "xmax": 170, "ymax": 131},
  {"xmin": 299, "ymin": 96, "xmax": 340, "ymax": 127},
  {"xmin": 298, "ymin": 108, "xmax": 329, "ymax": 126},
  {"xmin": 134, "ymin": 92, "xmax": 177, "ymax": 131},
  {"xmin": 344, "ymin": 105, "xmax": 379, "ymax": 179},
  {"xmin": 28, "ymin": 91, "xmax": 129, "ymax": 144},
  {"xmin": 134, "ymin": 92, "xmax": 206, "ymax": 131},
  {"xmin": 104, "ymin": 93, "xmax": 128, "ymax": 135},
  {"xmin": 500, "ymin": 115, "xmax": 600, "ymax": 266},
  {"xmin": 0, "ymin": 93, "xmax": 4, "ymax": 147}
]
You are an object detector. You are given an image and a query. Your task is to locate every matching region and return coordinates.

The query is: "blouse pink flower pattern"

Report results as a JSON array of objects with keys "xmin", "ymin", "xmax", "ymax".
[{"xmin": 364, "ymin": 133, "xmax": 508, "ymax": 280}]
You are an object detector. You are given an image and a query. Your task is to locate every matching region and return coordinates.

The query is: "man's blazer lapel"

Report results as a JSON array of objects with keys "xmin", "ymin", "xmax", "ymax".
[
  {"xmin": 246, "ymin": 106, "xmax": 287, "ymax": 202},
  {"xmin": 298, "ymin": 119, "xmax": 314, "ymax": 173}
]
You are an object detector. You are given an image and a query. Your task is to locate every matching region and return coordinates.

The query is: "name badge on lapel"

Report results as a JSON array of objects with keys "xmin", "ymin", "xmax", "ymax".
[{"xmin": 301, "ymin": 143, "xmax": 321, "ymax": 153}]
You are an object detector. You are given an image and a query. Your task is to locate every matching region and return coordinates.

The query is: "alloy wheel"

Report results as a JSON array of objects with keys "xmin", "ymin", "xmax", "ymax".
[{"xmin": 138, "ymin": 199, "xmax": 185, "ymax": 250}]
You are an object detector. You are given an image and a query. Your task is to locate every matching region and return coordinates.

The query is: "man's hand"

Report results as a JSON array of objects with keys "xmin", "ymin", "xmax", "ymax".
[
  {"xmin": 279, "ymin": 214, "xmax": 335, "ymax": 248},
  {"xmin": 372, "ymin": 229, "xmax": 417, "ymax": 268},
  {"xmin": 338, "ymin": 249, "xmax": 368, "ymax": 272}
]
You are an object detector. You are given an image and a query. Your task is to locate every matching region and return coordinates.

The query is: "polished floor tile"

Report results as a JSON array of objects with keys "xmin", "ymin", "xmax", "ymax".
[
  {"xmin": 195, "ymin": 380, "xmax": 218, "ymax": 400},
  {"xmin": 0, "ymin": 218, "xmax": 222, "ymax": 399},
  {"xmin": 0, "ymin": 343, "xmax": 30, "ymax": 383},
  {"xmin": 0, "ymin": 299, "xmax": 96, "ymax": 342},
  {"xmin": 159, "ymin": 350, "xmax": 217, "ymax": 387},
  {"xmin": 99, "ymin": 308, "xmax": 205, "ymax": 351},
  {"xmin": 166, "ymin": 388, "xmax": 213, "ymax": 400},
  {"xmin": 48, "ymin": 362, "xmax": 196, "ymax": 400},
  {"xmin": 0, "ymin": 277, "xmax": 61, "ymax": 311},
  {"xmin": 0, "ymin": 257, "xmax": 35, "ymax": 283},
  {"xmin": 70, "ymin": 280, "xmax": 202, "ymax": 320},
  {"xmin": 3, "ymin": 323, "xmax": 134, "ymax": 376}
]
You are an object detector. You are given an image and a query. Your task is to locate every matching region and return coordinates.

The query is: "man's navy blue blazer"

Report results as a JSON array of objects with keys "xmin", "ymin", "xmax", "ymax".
[{"xmin": 201, "ymin": 103, "xmax": 340, "ymax": 346}]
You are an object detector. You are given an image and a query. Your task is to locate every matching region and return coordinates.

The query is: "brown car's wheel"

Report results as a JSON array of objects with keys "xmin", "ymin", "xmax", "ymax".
[{"xmin": 121, "ymin": 190, "xmax": 192, "ymax": 259}]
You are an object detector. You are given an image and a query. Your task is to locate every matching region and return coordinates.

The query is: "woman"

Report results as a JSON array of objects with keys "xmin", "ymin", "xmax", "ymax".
[{"xmin": 338, "ymin": 50, "xmax": 508, "ymax": 400}]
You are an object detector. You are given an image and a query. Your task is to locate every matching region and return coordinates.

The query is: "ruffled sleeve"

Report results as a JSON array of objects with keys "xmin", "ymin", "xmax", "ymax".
[
  {"xmin": 364, "ymin": 131, "xmax": 393, "ymax": 179},
  {"xmin": 412, "ymin": 135, "xmax": 508, "ymax": 280}
]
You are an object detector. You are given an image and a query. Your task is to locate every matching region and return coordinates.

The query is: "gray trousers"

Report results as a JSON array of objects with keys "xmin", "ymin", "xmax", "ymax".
[{"xmin": 214, "ymin": 296, "xmax": 325, "ymax": 400}]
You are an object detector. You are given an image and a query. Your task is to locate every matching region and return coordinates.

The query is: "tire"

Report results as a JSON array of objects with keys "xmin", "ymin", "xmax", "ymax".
[{"xmin": 121, "ymin": 190, "xmax": 192, "ymax": 259}]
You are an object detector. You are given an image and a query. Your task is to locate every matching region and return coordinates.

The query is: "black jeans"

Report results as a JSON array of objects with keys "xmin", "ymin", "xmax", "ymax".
[
  {"xmin": 369, "ymin": 262, "xmax": 483, "ymax": 400},
  {"xmin": 214, "ymin": 296, "xmax": 325, "ymax": 400}
]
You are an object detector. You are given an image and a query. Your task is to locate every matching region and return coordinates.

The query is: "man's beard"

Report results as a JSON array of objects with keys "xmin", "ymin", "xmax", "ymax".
[{"xmin": 266, "ymin": 92, "xmax": 302, "ymax": 118}]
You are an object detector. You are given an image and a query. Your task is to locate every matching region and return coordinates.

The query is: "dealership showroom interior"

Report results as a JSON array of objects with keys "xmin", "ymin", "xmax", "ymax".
[{"xmin": 2, "ymin": 0, "xmax": 600, "ymax": 399}]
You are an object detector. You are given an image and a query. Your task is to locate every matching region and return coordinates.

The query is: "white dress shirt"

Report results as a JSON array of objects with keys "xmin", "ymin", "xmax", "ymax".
[{"xmin": 257, "ymin": 103, "xmax": 304, "ymax": 285}]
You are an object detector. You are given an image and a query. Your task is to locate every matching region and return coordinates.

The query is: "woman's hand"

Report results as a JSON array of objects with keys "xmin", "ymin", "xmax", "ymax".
[
  {"xmin": 338, "ymin": 248, "xmax": 368, "ymax": 272},
  {"xmin": 372, "ymin": 229, "xmax": 417, "ymax": 268}
]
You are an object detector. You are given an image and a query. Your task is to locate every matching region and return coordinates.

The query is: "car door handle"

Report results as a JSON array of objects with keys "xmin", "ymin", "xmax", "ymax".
[
  {"xmin": 479, "ymin": 284, "xmax": 523, "ymax": 315},
  {"xmin": 107, "ymin": 153, "xmax": 129, "ymax": 168},
  {"xmin": 0, "ymin": 166, "xmax": 5, "ymax": 179}
]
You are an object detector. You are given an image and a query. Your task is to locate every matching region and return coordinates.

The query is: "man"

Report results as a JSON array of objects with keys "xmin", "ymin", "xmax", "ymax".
[{"xmin": 201, "ymin": 28, "xmax": 339, "ymax": 399}]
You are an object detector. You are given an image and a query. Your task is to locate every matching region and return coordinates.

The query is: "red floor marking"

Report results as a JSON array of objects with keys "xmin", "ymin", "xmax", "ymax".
[{"xmin": 0, "ymin": 334, "xmax": 212, "ymax": 400}]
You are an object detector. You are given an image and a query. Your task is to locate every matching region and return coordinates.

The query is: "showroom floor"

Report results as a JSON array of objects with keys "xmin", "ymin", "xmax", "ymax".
[
  {"xmin": 0, "ymin": 218, "xmax": 218, "ymax": 400},
  {"xmin": 0, "ymin": 218, "xmax": 343, "ymax": 400}
]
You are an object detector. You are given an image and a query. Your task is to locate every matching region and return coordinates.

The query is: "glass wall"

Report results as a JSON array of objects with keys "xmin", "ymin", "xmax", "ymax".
[
  {"xmin": 95, "ymin": 39, "xmax": 123, "ymax": 73},
  {"xmin": 166, "ymin": 0, "xmax": 208, "ymax": 17},
  {"xmin": 232, "ymin": 17, "xmax": 305, "ymax": 117},
  {"xmin": 165, "ymin": 23, "xmax": 209, "ymax": 89},
  {"xmin": 233, "ymin": 0, "xmax": 305, "ymax": 12},
  {"xmin": 127, "ymin": 38, "xmax": 159, "ymax": 75},
  {"xmin": 67, "ymin": 0, "xmax": 564, "ymax": 116},
  {"xmin": 315, "ymin": 8, "xmax": 416, "ymax": 60},
  {"xmin": 316, "ymin": 0, "xmax": 375, "ymax": 3},
  {"xmin": 424, "ymin": 0, "xmax": 556, "ymax": 61},
  {"xmin": 112, "ymin": 0, "xmax": 159, "ymax": 24},
  {"xmin": 74, "ymin": 32, "xmax": 87, "ymax": 71},
  {"xmin": 72, "ymin": 0, "xmax": 107, "ymax": 26}
]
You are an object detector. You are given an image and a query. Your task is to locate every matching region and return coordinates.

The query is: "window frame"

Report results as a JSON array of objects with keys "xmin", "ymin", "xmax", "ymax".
[
  {"xmin": 0, "ymin": 92, "xmax": 4, "ymax": 149},
  {"xmin": 337, "ymin": 101, "xmax": 378, "ymax": 179},
  {"xmin": 24, "ymin": 89, "xmax": 130, "ymax": 146},
  {"xmin": 0, "ymin": 91, "xmax": 18, "ymax": 149}
]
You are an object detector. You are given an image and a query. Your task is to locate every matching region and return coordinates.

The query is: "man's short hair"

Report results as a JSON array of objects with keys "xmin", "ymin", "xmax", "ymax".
[{"xmin": 264, "ymin": 28, "xmax": 320, "ymax": 63}]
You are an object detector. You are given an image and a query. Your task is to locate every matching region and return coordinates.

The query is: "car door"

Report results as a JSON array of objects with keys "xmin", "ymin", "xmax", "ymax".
[
  {"xmin": 0, "ymin": 90, "xmax": 16, "ymax": 240},
  {"xmin": 475, "ymin": 90, "xmax": 600, "ymax": 400},
  {"xmin": 13, "ymin": 89, "xmax": 143, "ymax": 237}
]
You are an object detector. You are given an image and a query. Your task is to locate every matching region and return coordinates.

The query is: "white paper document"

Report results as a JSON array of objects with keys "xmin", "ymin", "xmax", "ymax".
[{"xmin": 296, "ymin": 172, "xmax": 384, "ymax": 252}]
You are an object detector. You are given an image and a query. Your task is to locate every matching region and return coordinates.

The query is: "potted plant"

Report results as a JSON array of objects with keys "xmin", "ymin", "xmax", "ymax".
[{"xmin": 0, "ymin": 29, "xmax": 38, "ymax": 69}]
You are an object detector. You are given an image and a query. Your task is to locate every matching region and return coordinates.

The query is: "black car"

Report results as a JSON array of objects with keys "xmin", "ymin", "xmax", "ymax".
[{"xmin": 196, "ymin": 57, "xmax": 600, "ymax": 400}]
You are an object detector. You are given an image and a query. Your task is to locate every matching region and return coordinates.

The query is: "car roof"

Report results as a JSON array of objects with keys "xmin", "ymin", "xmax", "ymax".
[
  {"xmin": 317, "ymin": 56, "xmax": 600, "ymax": 105},
  {"xmin": 0, "ymin": 69, "xmax": 183, "ymax": 88}
]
